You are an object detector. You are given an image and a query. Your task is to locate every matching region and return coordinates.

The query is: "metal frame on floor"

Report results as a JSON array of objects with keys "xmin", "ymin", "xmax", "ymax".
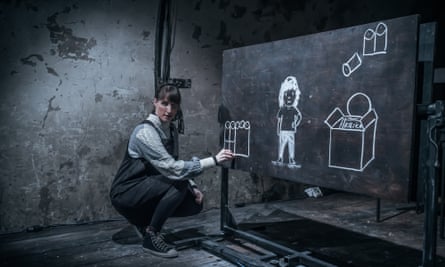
[{"xmin": 215, "ymin": 167, "xmax": 338, "ymax": 267}]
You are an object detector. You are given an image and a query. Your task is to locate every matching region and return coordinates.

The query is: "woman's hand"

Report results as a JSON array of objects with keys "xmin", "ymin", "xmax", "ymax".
[
  {"xmin": 193, "ymin": 187, "xmax": 204, "ymax": 204},
  {"xmin": 215, "ymin": 149, "xmax": 234, "ymax": 164}
]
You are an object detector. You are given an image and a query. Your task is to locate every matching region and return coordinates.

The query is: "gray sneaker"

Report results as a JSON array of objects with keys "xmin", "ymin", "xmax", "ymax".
[{"xmin": 142, "ymin": 230, "xmax": 178, "ymax": 258}]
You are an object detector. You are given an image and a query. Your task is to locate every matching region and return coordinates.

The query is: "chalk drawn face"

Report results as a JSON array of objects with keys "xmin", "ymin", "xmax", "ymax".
[
  {"xmin": 284, "ymin": 89, "xmax": 296, "ymax": 106},
  {"xmin": 279, "ymin": 76, "xmax": 300, "ymax": 108}
]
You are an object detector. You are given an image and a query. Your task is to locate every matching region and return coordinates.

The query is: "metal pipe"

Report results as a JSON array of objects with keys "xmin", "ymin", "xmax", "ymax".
[
  {"xmin": 223, "ymin": 226, "xmax": 337, "ymax": 267},
  {"xmin": 421, "ymin": 101, "xmax": 444, "ymax": 267},
  {"xmin": 422, "ymin": 118, "xmax": 438, "ymax": 267},
  {"xmin": 220, "ymin": 167, "xmax": 229, "ymax": 232},
  {"xmin": 440, "ymin": 139, "xmax": 445, "ymax": 239}
]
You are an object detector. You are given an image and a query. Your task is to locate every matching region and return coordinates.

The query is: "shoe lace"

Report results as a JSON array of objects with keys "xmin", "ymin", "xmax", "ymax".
[
  {"xmin": 151, "ymin": 232, "xmax": 172, "ymax": 252},
  {"xmin": 158, "ymin": 233, "xmax": 176, "ymax": 249}
]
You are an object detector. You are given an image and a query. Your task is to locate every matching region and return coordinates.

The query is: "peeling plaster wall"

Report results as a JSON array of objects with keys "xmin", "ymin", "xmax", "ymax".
[
  {"xmin": 0, "ymin": 0, "xmax": 438, "ymax": 233},
  {"xmin": 0, "ymin": 0, "xmax": 158, "ymax": 232}
]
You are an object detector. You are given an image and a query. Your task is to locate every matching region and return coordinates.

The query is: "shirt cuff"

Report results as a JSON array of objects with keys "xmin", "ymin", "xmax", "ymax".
[
  {"xmin": 199, "ymin": 157, "xmax": 216, "ymax": 169},
  {"xmin": 188, "ymin": 179, "xmax": 197, "ymax": 188}
]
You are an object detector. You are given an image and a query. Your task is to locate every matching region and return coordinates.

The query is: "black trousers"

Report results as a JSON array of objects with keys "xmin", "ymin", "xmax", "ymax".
[{"xmin": 111, "ymin": 175, "xmax": 203, "ymax": 231}]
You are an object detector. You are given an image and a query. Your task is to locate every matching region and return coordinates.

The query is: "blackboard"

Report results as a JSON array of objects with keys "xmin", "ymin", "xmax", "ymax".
[{"xmin": 221, "ymin": 15, "xmax": 419, "ymax": 201}]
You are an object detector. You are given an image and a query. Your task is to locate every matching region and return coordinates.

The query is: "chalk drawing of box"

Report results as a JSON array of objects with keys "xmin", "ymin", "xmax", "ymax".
[
  {"xmin": 224, "ymin": 120, "xmax": 250, "ymax": 158},
  {"xmin": 324, "ymin": 92, "xmax": 378, "ymax": 172}
]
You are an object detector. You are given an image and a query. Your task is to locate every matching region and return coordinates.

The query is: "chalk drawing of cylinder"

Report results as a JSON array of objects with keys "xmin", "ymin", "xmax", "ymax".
[
  {"xmin": 374, "ymin": 23, "xmax": 387, "ymax": 54},
  {"xmin": 342, "ymin": 52, "xmax": 362, "ymax": 77},
  {"xmin": 363, "ymin": 29, "xmax": 375, "ymax": 56},
  {"xmin": 363, "ymin": 22, "xmax": 387, "ymax": 56}
]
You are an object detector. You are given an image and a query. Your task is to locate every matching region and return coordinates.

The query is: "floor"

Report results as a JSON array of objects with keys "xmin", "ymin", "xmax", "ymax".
[{"xmin": 1, "ymin": 191, "xmax": 445, "ymax": 267}]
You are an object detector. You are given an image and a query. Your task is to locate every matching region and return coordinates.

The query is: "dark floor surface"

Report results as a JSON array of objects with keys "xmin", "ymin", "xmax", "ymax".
[{"xmin": 1, "ymin": 191, "xmax": 444, "ymax": 267}]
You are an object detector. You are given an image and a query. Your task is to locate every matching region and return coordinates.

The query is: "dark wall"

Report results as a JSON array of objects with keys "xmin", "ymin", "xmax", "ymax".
[{"xmin": 0, "ymin": 0, "xmax": 440, "ymax": 233}]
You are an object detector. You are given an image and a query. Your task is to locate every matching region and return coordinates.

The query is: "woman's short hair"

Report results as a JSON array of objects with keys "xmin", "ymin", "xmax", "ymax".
[{"xmin": 155, "ymin": 84, "xmax": 181, "ymax": 105}]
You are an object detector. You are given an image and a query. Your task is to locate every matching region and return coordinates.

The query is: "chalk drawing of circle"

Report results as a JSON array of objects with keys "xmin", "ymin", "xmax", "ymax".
[
  {"xmin": 375, "ymin": 23, "xmax": 387, "ymax": 35},
  {"xmin": 230, "ymin": 121, "xmax": 236, "ymax": 129},
  {"xmin": 244, "ymin": 121, "xmax": 250, "ymax": 129},
  {"xmin": 235, "ymin": 121, "xmax": 241, "ymax": 129},
  {"xmin": 346, "ymin": 92, "xmax": 372, "ymax": 117},
  {"xmin": 364, "ymin": 29, "xmax": 375, "ymax": 40}
]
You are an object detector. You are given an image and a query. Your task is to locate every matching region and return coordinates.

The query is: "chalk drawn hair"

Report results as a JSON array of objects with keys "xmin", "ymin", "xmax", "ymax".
[{"xmin": 278, "ymin": 76, "xmax": 300, "ymax": 108}]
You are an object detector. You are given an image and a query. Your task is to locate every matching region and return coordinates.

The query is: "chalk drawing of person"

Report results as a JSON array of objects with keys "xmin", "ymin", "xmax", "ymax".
[{"xmin": 273, "ymin": 76, "xmax": 302, "ymax": 168}]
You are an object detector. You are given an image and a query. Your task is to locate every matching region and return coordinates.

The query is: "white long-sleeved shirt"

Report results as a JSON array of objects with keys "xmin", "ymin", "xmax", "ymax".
[{"xmin": 127, "ymin": 114, "xmax": 216, "ymax": 182}]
